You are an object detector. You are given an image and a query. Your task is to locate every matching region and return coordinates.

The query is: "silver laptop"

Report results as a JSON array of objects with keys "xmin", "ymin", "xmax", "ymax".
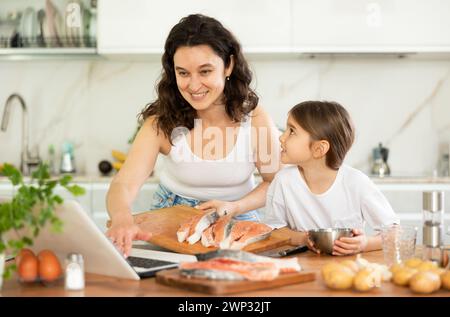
[{"xmin": 9, "ymin": 200, "xmax": 196, "ymax": 280}]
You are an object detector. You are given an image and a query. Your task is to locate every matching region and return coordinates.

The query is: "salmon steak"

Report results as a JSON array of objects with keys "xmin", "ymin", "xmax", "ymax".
[
  {"xmin": 201, "ymin": 214, "xmax": 234, "ymax": 247},
  {"xmin": 180, "ymin": 258, "xmax": 280, "ymax": 281},
  {"xmin": 180, "ymin": 250, "xmax": 302, "ymax": 281},
  {"xmin": 196, "ymin": 249, "xmax": 302, "ymax": 273},
  {"xmin": 177, "ymin": 213, "xmax": 272, "ymax": 250},
  {"xmin": 176, "ymin": 209, "xmax": 219, "ymax": 244},
  {"xmin": 220, "ymin": 221, "xmax": 272, "ymax": 250}
]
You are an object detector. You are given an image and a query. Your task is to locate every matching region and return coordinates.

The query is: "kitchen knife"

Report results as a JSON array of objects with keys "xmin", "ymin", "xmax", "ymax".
[{"xmin": 258, "ymin": 245, "xmax": 309, "ymax": 258}]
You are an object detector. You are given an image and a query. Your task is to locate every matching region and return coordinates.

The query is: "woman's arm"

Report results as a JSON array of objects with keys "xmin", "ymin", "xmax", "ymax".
[{"xmin": 106, "ymin": 117, "xmax": 164, "ymax": 256}]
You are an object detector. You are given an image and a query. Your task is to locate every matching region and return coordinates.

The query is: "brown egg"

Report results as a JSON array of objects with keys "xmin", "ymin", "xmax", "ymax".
[
  {"xmin": 18, "ymin": 253, "xmax": 39, "ymax": 282},
  {"xmin": 38, "ymin": 250, "xmax": 62, "ymax": 282},
  {"xmin": 15, "ymin": 248, "xmax": 35, "ymax": 267}
]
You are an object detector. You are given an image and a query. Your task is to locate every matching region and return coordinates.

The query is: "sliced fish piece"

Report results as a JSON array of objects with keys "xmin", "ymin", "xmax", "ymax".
[
  {"xmin": 201, "ymin": 225, "xmax": 215, "ymax": 247},
  {"xmin": 219, "ymin": 221, "xmax": 252, "ymax": 249},
  {"xmin": 230, "ymin": 223, "xmax": 272, "ymax": 250},
  {"xmin": 186, "ymin": 209, "xmax": 220, "ymax": 245},
  {"xmin": 200, "ymin": 215, "xmax": 234, "ymax": 248},
  {"xmin": 180, "ymin": 258, "xmax": 280, "ymax": 281},
  {"xmin": 219, "ymin": 221, "xmax": 271, "ymax": 249},
  {"xmin": 212, "ymin": 215, "xmax": 234, "ymax": 247},
  {"xmin": 180, "ymin": 268, "xmax": 245, "ymax": 281},
  {"xmin": 196, "ymin": 249, "xmax": 301, "ymax": 273},
  {"xmin": 177, "ymin": 214, "xmax": 201, "ymax": 243}
]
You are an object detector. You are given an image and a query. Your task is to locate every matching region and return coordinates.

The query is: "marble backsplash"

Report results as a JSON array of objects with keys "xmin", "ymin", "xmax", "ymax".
[{"xmin": 0, "ymin": 55, "xmax": 450, "ymax": 176}]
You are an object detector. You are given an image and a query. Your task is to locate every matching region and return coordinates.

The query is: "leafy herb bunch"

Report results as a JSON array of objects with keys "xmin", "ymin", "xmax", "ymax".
[{"xmin": 0, "ymin": 163, "xmax": 85, "ymax": 278}]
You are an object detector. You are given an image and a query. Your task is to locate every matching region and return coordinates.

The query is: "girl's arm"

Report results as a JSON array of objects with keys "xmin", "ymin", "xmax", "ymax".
[{"xmin": 333, "ymin": 229, "xmax": 382, "ymax": 255}]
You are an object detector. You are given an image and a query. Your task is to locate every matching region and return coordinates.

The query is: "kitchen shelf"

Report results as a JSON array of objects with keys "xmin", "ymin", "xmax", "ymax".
[{"xmin": 0, "ymin": 47, "xmax": 102, "ymax": 60}]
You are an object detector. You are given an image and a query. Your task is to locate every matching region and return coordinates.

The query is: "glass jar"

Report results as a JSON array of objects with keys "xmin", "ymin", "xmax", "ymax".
[{"xmin": 65, "ymin": 253, "xmax": 85, "ymax": 291}]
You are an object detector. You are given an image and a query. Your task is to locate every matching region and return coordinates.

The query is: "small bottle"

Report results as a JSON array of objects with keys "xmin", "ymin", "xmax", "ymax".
[
  {"xmin": 65, "ymin": 253, "xmax": 85, "ymax": 291},
  {"xmin": 48, "ymin": 144, "xmax": 56, "ymax": 175},
  {"xmin": 60, "ymin": 141, "xmax": 76, "ymax": 174}
]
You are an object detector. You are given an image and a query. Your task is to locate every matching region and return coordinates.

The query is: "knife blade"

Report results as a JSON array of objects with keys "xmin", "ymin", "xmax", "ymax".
[{"xmin": 258, "ymin": 245, "xmax": 309, "ymax": 258}]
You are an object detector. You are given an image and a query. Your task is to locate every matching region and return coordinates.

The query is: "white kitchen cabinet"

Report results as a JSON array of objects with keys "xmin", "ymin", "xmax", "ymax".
[
  {"xmin": 53, "ymin": 183, "xmax": 92, "ymax": 216},
  {"xmin": 90, "ymin": 183, "xmax": 158, "ymax": 232},
  {"xmin": 89, "ymin": 183, "xmax": 158, "ymax": 214},
  {"xmin": 0, "ymin": 185, "xmax": 14, "ymax": 201},
  {"xmin": 291, "ymin": 0, "xmax": 450, "ymax": 52},
  {"xmin": 132, "ymin": 183, "xmax": 159, "ymax": 213},
  {"xmin": 97, "ymin": 0, "xmax": 291, "ymax": 54}
]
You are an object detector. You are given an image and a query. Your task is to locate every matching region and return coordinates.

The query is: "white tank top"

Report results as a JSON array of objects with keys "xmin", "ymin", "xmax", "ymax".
[{"xmin": 159, "ymin": 115, "xmax": 256, "ymax": 201}]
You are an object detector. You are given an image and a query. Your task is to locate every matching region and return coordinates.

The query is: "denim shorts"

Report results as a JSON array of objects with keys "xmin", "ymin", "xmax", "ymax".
[{"xmin": 150, "ymin": 184, "xmax": 261, "ymax": 222}]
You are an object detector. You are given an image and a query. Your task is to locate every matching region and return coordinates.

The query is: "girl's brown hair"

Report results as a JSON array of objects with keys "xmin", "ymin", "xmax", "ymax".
[
  {"xmin": 290, "ymin": 101, "xmax": 355, "ymax": 169},
  {"xmin": 139, "ymin": 14, "xmax": 258, "ymax": 141}
]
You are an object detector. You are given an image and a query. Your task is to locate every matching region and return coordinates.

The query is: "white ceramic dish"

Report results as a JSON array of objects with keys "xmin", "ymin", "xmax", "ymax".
[
  {"xmin": 19, "ymin": 7, "xmax": 38, "ymax": 46},
  {"xmin": 64, "ymin": 0, "xmax": 84, "ymax": 47}
]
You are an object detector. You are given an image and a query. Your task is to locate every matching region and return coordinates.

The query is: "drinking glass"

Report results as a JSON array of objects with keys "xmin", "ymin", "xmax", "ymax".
[{"xmin": 381, "ymin": 224, "xmax": 417, "ymax": 266}]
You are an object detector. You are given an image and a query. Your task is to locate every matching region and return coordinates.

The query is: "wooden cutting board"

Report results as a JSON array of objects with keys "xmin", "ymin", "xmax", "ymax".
[
  {"xmin": 106, "ymin": 205, "xmax": 292, "ymax": 254},
  {"xmin": 156, "ymin": 268, "xmax": 316, "ymax": 295}
]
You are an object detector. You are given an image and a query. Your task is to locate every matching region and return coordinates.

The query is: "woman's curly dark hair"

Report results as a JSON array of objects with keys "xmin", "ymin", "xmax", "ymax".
[{"xmin": 139, "ymin": 14, "xmax": 258, "ymax": 141}]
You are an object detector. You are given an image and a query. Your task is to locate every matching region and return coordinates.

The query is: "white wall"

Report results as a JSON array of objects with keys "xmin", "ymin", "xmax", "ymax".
[{"xmin": 1, "ymin": 56, "xmax": 449, "ymax": 176}]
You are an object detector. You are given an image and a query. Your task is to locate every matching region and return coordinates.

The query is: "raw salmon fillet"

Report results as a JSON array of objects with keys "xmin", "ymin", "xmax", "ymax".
[
  {"xmin": 196, "ymin": 249, "xmax": 302, "ymax": 273},
  {"xmin": 178, "ymin": 213, "xmax": 272, "ymax": 250},
  {"xmin": 176, "ymin": 209, "xmax": 219, "ymax": 244},
  {"xmin": 180, "ymin": 258, "xmax": 280, "ymax": 281},
  {"xmin": 220, "ymin": 221, "xmax": 272, "ymax": 249},
  {"xmin": 177, "ymin": 214, "xmax": 201, "ymax": 243},
  {"xmin": 200, "ymin": 225, "xmax": 215, "ymax": 247},
  {"xmin": 201, "ymin": 215, "xmax": 234, "ymax": 247}
]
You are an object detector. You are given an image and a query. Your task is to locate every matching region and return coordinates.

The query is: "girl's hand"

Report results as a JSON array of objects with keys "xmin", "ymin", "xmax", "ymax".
[
  {"xmin": 305, "ymin": 232, "xmax": 321, "ymax": 254},
  {"xmin": 332, "ymin": 228, "xmax": 368, "ymax": 256},
  {"xmin": 195, "ymin": 200, "xmax": 240, "ymax": 217},
  {"xmin": 106, "ymin": 219, "xmax": 152, "ymax": 258}
]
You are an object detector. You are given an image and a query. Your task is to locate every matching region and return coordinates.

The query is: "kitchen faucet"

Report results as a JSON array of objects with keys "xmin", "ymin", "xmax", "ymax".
[{"xmin": 1, "ymin": 93, "xmax": 41, "ymax": 175}]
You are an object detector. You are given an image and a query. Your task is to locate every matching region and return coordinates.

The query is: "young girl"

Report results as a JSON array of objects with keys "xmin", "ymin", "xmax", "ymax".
[{"xmin": 265, "ymin": 101, "xmax": 399, "ymax": 255}]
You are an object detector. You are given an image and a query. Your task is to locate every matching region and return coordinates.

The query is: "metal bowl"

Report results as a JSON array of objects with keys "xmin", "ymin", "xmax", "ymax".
[{"xmin": 308, "ymin": 228, "xmax": 353, "ymax": 254}]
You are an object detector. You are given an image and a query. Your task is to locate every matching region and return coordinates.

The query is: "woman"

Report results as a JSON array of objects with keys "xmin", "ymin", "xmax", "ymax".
[{"xmin": 106, "ymin": 14, "xmax": 281, "ymax": 257}]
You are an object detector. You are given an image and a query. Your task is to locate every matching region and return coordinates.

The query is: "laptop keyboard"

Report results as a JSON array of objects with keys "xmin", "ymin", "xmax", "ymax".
[{"xmin": 126, "ymin": 256, "xmax": 177, "ymax": 269}]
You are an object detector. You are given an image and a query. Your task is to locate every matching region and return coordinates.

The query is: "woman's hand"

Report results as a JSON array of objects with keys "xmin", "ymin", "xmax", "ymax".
[
  {"xmin": 305, "ymin": 232, "xmax": 321, "ymax": 254},
  {"xmin": 195, "ymin": 200, "xmax": 240, "ymax": 217},
  {"xmin": 332, "ymin": 228, "xmax": 368, "ymax": 256},
  {"xmin": 106, "ymin": 218, "xmax": 152, "ymax": 258}
]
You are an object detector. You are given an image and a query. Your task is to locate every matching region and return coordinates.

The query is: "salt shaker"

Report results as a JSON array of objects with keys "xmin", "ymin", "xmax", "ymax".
[{"xmin": 65, "ymin": 253, "xmax": 85, "ymax": 291}]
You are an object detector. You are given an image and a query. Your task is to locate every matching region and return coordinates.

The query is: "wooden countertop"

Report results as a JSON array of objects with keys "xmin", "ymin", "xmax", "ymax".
[{"xmin": 2, "ymin": 249, "xmax": 449, "ymax": 297}]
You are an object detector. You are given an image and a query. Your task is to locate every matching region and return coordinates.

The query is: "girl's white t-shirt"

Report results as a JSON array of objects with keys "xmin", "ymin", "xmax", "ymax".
[{"xmin": 265, "ymin": 164, "xmax": 399, "ymax": 231}]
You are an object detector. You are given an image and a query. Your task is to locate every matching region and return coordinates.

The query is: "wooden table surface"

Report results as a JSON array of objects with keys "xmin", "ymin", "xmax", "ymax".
[{"xmin": 2, "ymin": 247, "xmax": 449, "ymax": 297}]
